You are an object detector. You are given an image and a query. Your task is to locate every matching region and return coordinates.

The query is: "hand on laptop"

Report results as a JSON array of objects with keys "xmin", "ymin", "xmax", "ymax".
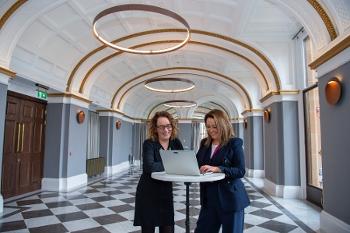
[{"xmin": 199, "ymin": 165, "xmax": 221, "ymax": 174}]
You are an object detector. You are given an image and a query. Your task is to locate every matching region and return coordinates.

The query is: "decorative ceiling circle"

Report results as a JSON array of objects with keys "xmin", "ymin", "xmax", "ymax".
[
  {"xmin": 163, "ymin": 100, "xmax": 197, "ymax": 108},
  {"xmin": 92, "ymin": 4, "xmax": 191, "ymax": 54},
  {"xmin": 144, "ymin": 77, "xmax": 195, "ymax": 93}
]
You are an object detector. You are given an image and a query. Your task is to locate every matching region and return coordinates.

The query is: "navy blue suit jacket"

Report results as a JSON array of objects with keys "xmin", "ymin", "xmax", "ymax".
[{"xmin": 196, "ymin": 137, "xmax": 250, "ymax": 212}]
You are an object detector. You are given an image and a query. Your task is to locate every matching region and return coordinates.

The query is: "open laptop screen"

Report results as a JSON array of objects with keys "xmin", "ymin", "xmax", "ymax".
[{"xmin": 159, "ymin": 150, "xmax": 201, "ymax": 176}]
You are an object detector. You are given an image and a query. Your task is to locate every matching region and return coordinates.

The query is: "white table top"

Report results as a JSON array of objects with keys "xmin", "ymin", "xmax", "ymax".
[{"xmin": 151, "ymin": 172, "xmax": 225, "ymax": 183}]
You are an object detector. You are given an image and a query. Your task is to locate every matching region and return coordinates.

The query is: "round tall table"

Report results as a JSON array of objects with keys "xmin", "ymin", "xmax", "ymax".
[{"xmin": 152, "ymin": 172, "xmax": 225, "ymax": 233}]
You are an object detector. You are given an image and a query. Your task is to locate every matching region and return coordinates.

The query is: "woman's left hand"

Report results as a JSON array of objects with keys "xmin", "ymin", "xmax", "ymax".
[{"xmin": 199, "ymin": 165, "xmax": 221, "ymax": 173}]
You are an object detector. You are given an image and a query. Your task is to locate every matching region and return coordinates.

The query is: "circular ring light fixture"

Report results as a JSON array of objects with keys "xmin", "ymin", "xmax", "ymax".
[
  {"xmin": 163, "ymin": 100, "xmax": 197, "ymax": 108},
  {"xmin": 144, "ymin": 77, "xmax": 195, "ymax": 93},
  {"xmin": 93, "ymin": 4, "xmax": 191, "ymax": 54}
]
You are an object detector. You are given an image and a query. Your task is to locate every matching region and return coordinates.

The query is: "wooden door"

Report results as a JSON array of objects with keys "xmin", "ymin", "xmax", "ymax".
[
  {"xmin": 2, "ymin": 96, "xmax": 21, "ymax": 198},
  {"xmin": 1, "ymin": 93, "xmax": 46, "ymax": 198}
]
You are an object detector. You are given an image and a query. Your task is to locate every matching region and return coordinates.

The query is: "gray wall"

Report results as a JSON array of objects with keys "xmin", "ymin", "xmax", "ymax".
[
  {"xmin": 318, "ymin": 61, "xmax": 350, "ymax": 224},
  {"xmin": 178, "ymin": 123, "xmax": 193, "ymax": 149},
  {"xmin": 244, "ymin": 116, "xmax": 263, "ymax": 170},
  {"xmin": 43, "ymin": 103, "xmax": 88, "ymax": 178},
  {"xmin": 113, "ymin": 119, "xmax": 132, "ymax": 164},
  {"xmin": 0, "ymin": 83, "xmax": 8, "ymax": 189},
  {"xmin": 264, "ymin": 101, "xmax": 300, "ymax": 185}
]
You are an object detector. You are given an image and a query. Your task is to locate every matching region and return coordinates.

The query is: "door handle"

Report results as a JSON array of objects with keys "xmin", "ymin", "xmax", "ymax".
[
  {"xmin": 16, "ymin": 122, "xmax": 20, "ymax": 152},
  {"xmin": 21, "ymin": 123, "xmax": 24, "ymax": 152}
]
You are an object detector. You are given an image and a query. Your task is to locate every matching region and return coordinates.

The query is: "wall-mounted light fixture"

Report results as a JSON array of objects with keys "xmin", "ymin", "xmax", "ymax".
[
  {"xmin": 264, "ymin": 108, "xmax": 271, "ymax": 123},
  {"xmin": 243, "ymin": 119, "xmax": 248, "ymax": 129},
  {"xmin": 77, "ymin": 111, "xmax": 85, "ymax": 124},
  {"xmin": 116, "ymin": 120, "xmax": 122, "ymax": 129},
  {"xmin": 325, "ymin": 77, "xmax": 342, "ymax": 105}
]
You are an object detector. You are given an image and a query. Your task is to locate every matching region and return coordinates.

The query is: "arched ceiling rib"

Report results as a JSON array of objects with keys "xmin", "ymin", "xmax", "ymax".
[
  {"xmin": 67, "ymin": 30, "xmax": 280, "ymax": 94},
  {"xmin": 110, "ymin": 67, "xmax": 253, "ymax": 110}
]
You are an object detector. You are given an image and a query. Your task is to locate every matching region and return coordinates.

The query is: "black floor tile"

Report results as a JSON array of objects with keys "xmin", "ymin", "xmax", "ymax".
[{"xmin": 29, "ymin": 223, "xmax": 68, "ymax": 233}]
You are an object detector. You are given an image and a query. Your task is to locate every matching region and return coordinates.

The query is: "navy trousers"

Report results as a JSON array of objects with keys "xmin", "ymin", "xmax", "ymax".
[{"xmin": 194, "ymin": 206, "xmax": 244, "ymax": 233}]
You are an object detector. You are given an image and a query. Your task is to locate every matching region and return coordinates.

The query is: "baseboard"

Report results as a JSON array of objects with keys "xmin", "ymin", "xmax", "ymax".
[
  {"xmin": 321, "ymin": 210, "xmax": 350, "ymax": 233},
  {"xmin": 247, "ymin": 168, "xmax": 265, "ymax": 178},
  {"xmin": 133, "ymin": 160, "xmax": 141, "ymax": 166},
  {"xmin": 263, "ymin": 178, "xmax": 301, "ymax": 198},
  {"xmin": 42, "ymin": 173, "xmax": 88, "ymax": 192},
  {"xmin": 105, "ymin": 161, "xmax": 130, "ymax": 177}
]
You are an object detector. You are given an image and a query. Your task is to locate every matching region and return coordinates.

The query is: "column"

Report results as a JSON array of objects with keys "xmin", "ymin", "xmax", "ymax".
[
  {"xmin": 0, "ymin": 71, "xmax": 11, "ymax": 214},
  {"xmin": 242, "ymin": 112, "xmax": 264, "ymax": 178},
  {"xmin": 42, "ymin": 95, "xmax": 89, "ymax": 192},
  {"xmin": 99, "ymin": 111, "xmax": 131, "ymax": 176},
  {"xmin": 263, "ymin": 99, "xmax": 301, "ymax": 198}
]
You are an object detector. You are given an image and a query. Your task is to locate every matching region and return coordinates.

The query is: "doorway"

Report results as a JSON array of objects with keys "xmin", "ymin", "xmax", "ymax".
[
  {"xmin": 1, "ymin": 91, "xmax": 46, "ymax": 198},
  {"xmin": 303, "ymin": 84, "xmax": 323, "ymax": 207}
]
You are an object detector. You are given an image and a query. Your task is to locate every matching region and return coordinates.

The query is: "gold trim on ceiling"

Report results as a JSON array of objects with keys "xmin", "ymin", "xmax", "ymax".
[
  {"xmin": 112, "ymin": 67, "xmax": 252, "ymax": 110},
  {"xmin": 0, "ymin": 66, "xmax": 16, "ymax": 77},
  {"xmin": 309, "ymin": 34, "xmax": 350, "ymax": 69},
  {"xmin": 259, "ymin": 90, "xmax": 300, "ymax": 103},
  {"xmin": 66, "ymin": 29, "xmax": 280, "ymax": 93},
  {"xmin": 0, "ymin": 0, "xmax": 27, "ymax": 30},
  {"xmin": 48, "ymin": 93, "xmax": 92, "ymax": 104},
  {"xmin": 147, "ymin": 100, "xmax": 231, "ymax": 120},
  {"xmin": 307, "ymin": 0, "xmax": 337, "ymax": 41},
  {"xmin": 78, "ymin": 40, "xmax": 271, "ymax": 94}
]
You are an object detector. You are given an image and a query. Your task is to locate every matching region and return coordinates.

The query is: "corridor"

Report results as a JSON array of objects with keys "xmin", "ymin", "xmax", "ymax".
[{"xmin": 1, "ymin": 168, "xmax": 320, "ymax": 233}]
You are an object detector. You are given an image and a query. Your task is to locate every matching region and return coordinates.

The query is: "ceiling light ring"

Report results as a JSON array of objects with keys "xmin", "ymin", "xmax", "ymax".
[
  {"xmin": 93, "ymin": 4, "xmax": 191, "ymax": 54},
  {"xmin": 163, "ymin": 100, "xmax": 197, "ymax": 108},
  {"xmin": 144, "ymin": 77, "xmax": 195, "ymax": 93}
]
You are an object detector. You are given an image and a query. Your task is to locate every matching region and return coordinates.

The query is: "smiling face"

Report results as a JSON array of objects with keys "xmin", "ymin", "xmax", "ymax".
[
  {"xmin": 205, "ymin": 117, "xmax": 221, "ymax": 144},
  {"xmin": 156, "ymin": 116, "xmax": 173, "ymax": 142}
]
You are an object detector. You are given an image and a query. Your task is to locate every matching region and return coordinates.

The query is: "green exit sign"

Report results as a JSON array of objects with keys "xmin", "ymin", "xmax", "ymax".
[{"xmin": 37, "ymin": 90, "xmax": 47, "ymax": 100}]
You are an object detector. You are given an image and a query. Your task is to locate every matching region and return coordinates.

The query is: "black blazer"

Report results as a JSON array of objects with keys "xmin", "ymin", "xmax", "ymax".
[
  {"xmin": 196, "ymin": 137, "xmax": 250, "ymax": 212},
  {"xmin": 134, "ymin": 138, "xmax": 183, "ymax": 226}
]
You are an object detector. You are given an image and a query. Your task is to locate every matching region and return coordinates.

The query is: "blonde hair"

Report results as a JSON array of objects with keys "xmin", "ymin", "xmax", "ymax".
[
  {"xmin": 147, "ymin": 111, "xmax": 178, "ymax": 141},
  {"xmin": 204, "ymin": 109, "xmax": 234, "ymax": 147}
]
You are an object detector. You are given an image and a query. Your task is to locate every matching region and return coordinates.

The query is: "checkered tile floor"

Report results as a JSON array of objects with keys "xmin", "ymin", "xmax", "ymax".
[{"xmin": 0, "ymin": 168, "xmax": 316, "ymax": 233}]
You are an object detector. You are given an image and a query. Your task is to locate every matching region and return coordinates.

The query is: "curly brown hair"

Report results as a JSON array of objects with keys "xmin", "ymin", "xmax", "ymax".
[
  {"xmin": 147, "ymin": 111, "xmax": 178, "ymax": 141},
  {"xmin": 204, "ymin": 109, "xmax": 234, "ymax": 147}
]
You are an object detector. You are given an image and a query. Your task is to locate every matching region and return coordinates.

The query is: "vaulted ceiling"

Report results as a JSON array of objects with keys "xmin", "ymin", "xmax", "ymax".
[{"xmin": 1, "ymin": 0, "xmax": 349, "ymax": 119}]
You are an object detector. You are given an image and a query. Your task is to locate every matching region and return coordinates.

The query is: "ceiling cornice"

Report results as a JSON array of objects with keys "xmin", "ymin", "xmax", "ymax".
[
  {"xmin": 259, "ymin": 90, "xmax": 300, "ymax": 103},
  {"xmin": 309, "ymin": 34, "xmax": 350, "ymax": 69},
  {"xmin": 48, "ymin": 93, "xmax": 92, "ymax": 104},
  {"xmin": 0, "ymin": 66, "xmax": 16, "ymax": 77}
]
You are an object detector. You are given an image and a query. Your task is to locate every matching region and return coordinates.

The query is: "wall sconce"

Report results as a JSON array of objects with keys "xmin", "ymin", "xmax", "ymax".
[
  {"xmin": 115, "ymin": 120, "xmax": 122, "ymax": 130},
  {"xmin": 243, "ymin": 119, "xmax": 248, "ymax": 129},
  {"xmin": 264, "ymin": 108, "xmax": 271, "ymax": 123},
  {"xmin": 325, "ymin": 77, "xmax": 342, "ymax": 105},
  {"xmin": 77, "ymin": 111, "xmax": 85, "ymax": 124}
]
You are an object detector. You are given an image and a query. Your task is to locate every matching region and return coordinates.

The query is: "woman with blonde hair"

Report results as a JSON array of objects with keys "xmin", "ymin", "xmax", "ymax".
[
  {"xmin": 194, "ymin": 109, "xmax": 250, "ymax": 233},
  {"xmin": 134, "ymin": 111, "xmax": 183, "ymax": 233}
]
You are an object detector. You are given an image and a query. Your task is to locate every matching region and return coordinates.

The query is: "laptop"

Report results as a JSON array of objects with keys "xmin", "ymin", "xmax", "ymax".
[{"xmin": 160, "ymin": 150, "xmax": 202, "ymax": 176}]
